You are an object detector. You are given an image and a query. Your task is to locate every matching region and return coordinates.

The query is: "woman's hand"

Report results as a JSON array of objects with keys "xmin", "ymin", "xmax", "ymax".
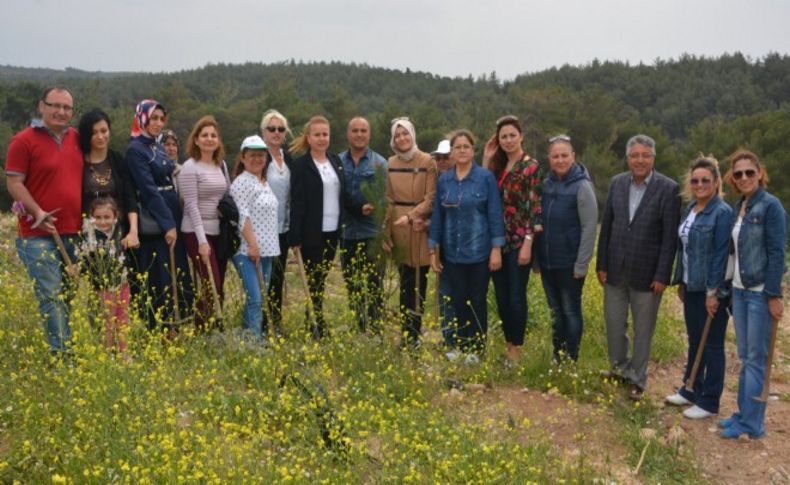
[
  {"xmin": 198, "ymin": 242, "xmax": 211, "ymax": 259},
  {"xmin": 482, "ymin": 134, "xmax": 498, "ymax": 168},
  {"xmin": 768, "ymin": 297, "xmax": 784, "ymax": 321},
  {"xmin": 394, "ymin": 215, "xmax": 410, "ymax": 227},
  {"xmin": 247, "ymin": 244, "xmax": 260, "ymax": 264},
  {"xmin": 122, "ymin": 230, "xmax": 140, "ymax": 250},
  {"xmin": 489, "ymin": 247, "xmax": 502, "ymax": 271},
  {"xmin": 705, "ymin": 294, "xmax": 718, "ymax": 316},
  {"xmin": 430, "ymin": 252, "xmax": 442, "ymax": 273},
  {"xmin": 677, "ymin": 285, "xmax": 685, "ymax": 303},
  {"xmin": 164, "ymin": 228, "xmax": 177, "ymax": 247},
  {"xmin": 518, "ymin": 241, "xmax": 532, "ymax": 266}
]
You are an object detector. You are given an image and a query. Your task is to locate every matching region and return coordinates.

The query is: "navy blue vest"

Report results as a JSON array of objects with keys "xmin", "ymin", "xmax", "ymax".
[{"xmin": 538, "ymin": 164, "xmax": 589, "ymax": 270}]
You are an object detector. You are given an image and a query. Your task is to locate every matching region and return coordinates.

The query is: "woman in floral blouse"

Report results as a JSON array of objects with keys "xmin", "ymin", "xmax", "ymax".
[{"xmin": 483, "ymin": 115, "xmax": 543, "ymax": 361}]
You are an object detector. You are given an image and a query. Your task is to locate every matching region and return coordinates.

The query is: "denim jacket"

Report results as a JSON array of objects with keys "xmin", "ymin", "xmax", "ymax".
[
  {"xmin": 339, "ymin": 148, "xmax": 388, "ymax": 240},
  {"xmin": 429, "ymin": 163, "xmax": 505, "ymax": 264},
  {"xmin": 672, "ymin": 195, "xmax": 734, "ymax": 295},
  {"xmin": 732, "ymin": 188, "xmax": 788, "ymax": 298}
]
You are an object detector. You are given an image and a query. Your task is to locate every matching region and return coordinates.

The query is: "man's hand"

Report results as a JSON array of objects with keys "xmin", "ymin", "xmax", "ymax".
[
  {"xmin": 597, "ymin": 271, "xmax": 607, "ymax": 286},
  {"xmin": 650, "ymin": 281, "xmax": 667, "ymax": 294},
  {"xmin": 362, "ymin": 203, "xmax": 374, "ymax": 216}
]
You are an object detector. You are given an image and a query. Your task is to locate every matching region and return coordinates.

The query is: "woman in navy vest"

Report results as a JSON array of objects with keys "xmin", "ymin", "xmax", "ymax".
[{"xmin": 536, "ymin": 135, "xmax": 597, "ymax": 362}]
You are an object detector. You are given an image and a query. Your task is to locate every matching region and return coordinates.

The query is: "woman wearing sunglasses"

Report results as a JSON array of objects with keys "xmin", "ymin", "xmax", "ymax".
[
  {"xmin": 260, "ymin": 109, "xmax": 293, "ymax": 335},
  {"xmin": 665, "ymin": 156, "xmax": 733, "ymax": 420},
  {"xmin": 482, "ymin": 115, "xmax": 543, "ymax": 362},
  {"xmin": 718, "ymin": 149, "xmax": 787, "ymax": 439},
  {"xmin": 430, "ymin": 129, "xmax": 504, "ymax": 362}
]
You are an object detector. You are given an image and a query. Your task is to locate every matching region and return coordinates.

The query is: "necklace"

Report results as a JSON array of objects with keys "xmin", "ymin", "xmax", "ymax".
[{"xmin": 90, "ymin": 161, "xmax": 112, "ymax": 186}]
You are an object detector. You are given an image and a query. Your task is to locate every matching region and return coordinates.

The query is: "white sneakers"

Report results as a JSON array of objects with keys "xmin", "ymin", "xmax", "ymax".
[
  {"xmin": 665, "ymin": 393, "xmax": 693, "ymax": 406},
  {"xmin": 683, "ymin": 405, "xmax": 716, "ymax": 420}
]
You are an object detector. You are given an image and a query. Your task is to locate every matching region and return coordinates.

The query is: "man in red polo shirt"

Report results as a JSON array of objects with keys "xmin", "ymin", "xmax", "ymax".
[{"xmin": 6, "ymin": 86, "xmax": 83, "ymax": 354}]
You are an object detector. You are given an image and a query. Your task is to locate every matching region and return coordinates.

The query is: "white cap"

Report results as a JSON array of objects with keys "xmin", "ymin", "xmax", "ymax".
[
  {"xmin": 240, "ymin": 135, "xmax": 267, "ymax": 151},
  {"xmin": 431, "ymin": 139, "xmax": 451, "ymax": 155}
]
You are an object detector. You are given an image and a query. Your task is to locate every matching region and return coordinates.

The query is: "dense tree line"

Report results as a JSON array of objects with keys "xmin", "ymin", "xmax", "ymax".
[{"xmin": 1, "ymin": 53, "xmax": 789, "ymax": 213}]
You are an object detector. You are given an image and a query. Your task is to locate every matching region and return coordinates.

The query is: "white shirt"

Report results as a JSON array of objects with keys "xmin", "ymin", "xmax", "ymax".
[
  {"xmin": 314, "ymin": 159, "xmax": 340, "ymax": 231},
  {"xmin": 678, "ymin": 209, "xmax": 697, "ymax": 285},
  {"xmin": 230, "ymin": 171, "xmax": 280, "ymax": 257},
  {"xmin": 266, "ymin": 152, "xmax": 290, "ymax": 234}
]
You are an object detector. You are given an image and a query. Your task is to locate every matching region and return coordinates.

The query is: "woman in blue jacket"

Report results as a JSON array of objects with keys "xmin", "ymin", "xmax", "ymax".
[
  {"xmin": 719, "ymin": 149, "xmax": 786, "ymax": 439},
  {"xmin": 125, "ymin": 99, "xmax": 193, "ymax": 331},
  {"xmin": 429, "ymin": 129, "xmax": 505, "ymax": 362},
  {"xmin": 665, "ymin": 157, "xmax": 733, "ymax": 420}
]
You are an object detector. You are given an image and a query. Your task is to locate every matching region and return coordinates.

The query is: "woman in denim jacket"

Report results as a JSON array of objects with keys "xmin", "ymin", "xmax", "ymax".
[
  {"xmin": 718, "ymin": 149, "xmax": 787, "ymax": 439},
  {"xmin": 429, "ymin": 130, "xmax": 505, "ymax": 361},
  {"xmin": 665, "ymin": 157, "xmax": 733, "ymax": 420}
]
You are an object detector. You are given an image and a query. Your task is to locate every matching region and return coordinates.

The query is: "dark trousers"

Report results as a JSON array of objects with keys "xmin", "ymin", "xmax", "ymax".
[
  {"xmin": 265, "ymin": 232, "xmax": 289, "ymax": 333},
  {"xmin": 438, "ymin": 253, "xmax": 456, "ymax": 346},
  {"xmin": 491, "ymin": 250, "xmax": 531, "ymax": 346},
  {"xmin": 541, "ymin": 268, "xmax": 585, "ymax": 361},
  {"xmin": 444, "ymin": 260, "xmax": 490, "ymax": 353},
  {"xmin": 398, "ymin": 264, "xmax": 428, "ymax": 342},
  {"xmin": 130, "ymin": 234, "xmax": 193, "ymax": 331},
  {"xmin": 678, "ymin": 290, "xmax": 729, "ymax": 413},
  {"xmin": 340, "ymin": 238, "xmax": 384, "ymax": 332},
  {"xmin": 184, "ymin": 232, "xmax": 228, "ymax": 331},
  {"xmin": 300, "ymin": 231, "xmax": 338, "ymax": 339}
]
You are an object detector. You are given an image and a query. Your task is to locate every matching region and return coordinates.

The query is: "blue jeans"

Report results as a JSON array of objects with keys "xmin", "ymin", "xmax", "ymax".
[
  {"xmin": 677, "ymin": 290, "xmax": 728, "ymax": 413},
  {"xmin": 438, "ymin": 254, "xmax": 456, "ymax": 346},
  {"xmin": 232, "ymin": 254, "xmax": 272, "ymax": 338},
  {"xmin": 16, "ymin": 236, "xmax": 77, "ymax": 352},
  {"xmin": 541, "ymin": 268, "xmax": 585, "ymax": 361},
  {"xmin": 491, "ymin": 250, "xmax": 531, "ymax": 345},
  {"xmin": 728, "ymin": 288, "xmax": 772, "ymax": 436},
  {"xmin": 444, "ymin": 260, "xmax": 490, "ymax": 353}
]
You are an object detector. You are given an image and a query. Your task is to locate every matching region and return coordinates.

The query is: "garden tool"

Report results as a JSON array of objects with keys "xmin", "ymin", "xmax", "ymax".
[
  {"xmin": 684, "ymin": 313, "xmax": 714, "ymax": 392},
  {"xmin": 201, "ymin": 253, "xmax": 224, "ymax": 323},
  {"xmin": 753, "ymin": 317, "xmax": 779, "ymax": 403}
]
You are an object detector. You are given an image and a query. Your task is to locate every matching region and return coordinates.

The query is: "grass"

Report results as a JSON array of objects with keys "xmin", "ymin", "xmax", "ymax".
[{"xmin": 0, "ymin": 214, "xmax": 703, "ymax": 483}]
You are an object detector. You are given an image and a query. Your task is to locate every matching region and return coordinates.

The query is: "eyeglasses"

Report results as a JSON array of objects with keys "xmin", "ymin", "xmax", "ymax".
[
  {"xmin": 690, "ymin": 176, "xmax": 713, "ymax": 186},
  {"xmin": 265, "ymin": 126, "xmax": 286, "ymax": 133},
  {"xmin": 732, "ymin": 169, "xmax": 757, "ymax": 180},
  {"xmin": 549, "ymin": 134, "xmax": 571, "ymax": 144},
  {"xmin": 391, "ymin": 116, "xmax": 410, "ymax": 124},
  {"xmin": 628, "ymin": 152, "xmax": 654, "ymax": 160},
  {"xmin": 42, "ymin": 101, "xmax": 74, "ymax": 113},
  {"xmin": 496, "ymin": 115, "xmax": 518, "ymax": 127}
]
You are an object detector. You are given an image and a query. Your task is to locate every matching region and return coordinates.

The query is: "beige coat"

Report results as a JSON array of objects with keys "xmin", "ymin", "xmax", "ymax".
[{"xmin": 383, "ymin": 150, "xmax": 437, "ymax": 267}]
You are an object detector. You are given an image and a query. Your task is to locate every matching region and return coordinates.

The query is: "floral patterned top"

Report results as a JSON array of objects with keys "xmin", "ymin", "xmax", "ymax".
[{"xmin": 496, "ymin": 155, "xmax": 543, "ymax": 253}]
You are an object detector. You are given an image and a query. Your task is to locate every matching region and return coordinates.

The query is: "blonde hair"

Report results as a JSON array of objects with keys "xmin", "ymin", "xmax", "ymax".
[
  {"xmin": 681, "ymin": 154, "xmax": 723, "ymax": 201},
  {"xmin": 259, "ymin": 109, "xmax": 292, "ymax": 138},
  {"xmin": 186, "ymin": 115, "xmax": 225, "ymax": 165},
  {"xmin": 289, "ymin": 115, "xmax": 330, "ymax": 155}
]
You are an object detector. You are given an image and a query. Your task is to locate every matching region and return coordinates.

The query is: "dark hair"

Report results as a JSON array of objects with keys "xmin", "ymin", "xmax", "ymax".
[
  {"xmin": 233, "ymin": 148, "xmax": 268, "ymax": 178},
  {"xmin": 491, "ymin": 115, "xmax": 522, "ymax": 176},
  {"xmin": 41, "ymin": 85, "xmax": 72, "ymax": 102},
  {"xmin": 77, "ymin": 109, "xmax": 112, "ymax": 155},
  {"xmin": 723, "ymin": 148, "xmax": 770, "ymax": 193},
  {"xmin": 89, "ymin": 196, "xmax": 119, "ymax": 217}
]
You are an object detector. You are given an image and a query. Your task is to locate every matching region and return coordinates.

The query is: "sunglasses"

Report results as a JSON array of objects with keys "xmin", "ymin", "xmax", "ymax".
[
  {"xmin": 549, "ymin": 134, "xmax": 571, "ymax": 144},
  {"xmin": 690, "ymin": 176, "xmax": 713, "ymax": 186},
  {"xmin": 732, "ymin": 169, "xmax": 757, "ymax": 180},
  {"xmin": 265, "ymin": 126, "xmax": 286, "ymax": 133}
]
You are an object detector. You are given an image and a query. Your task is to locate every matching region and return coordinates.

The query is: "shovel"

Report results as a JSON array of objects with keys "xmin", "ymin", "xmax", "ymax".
[
  {"xmin": 201, "ymin": 253, "xmax": 224, "ymax": 324},
  {"xmin": 753, "ymin": 317, "xmax": 779, "ymax": 403},
  {"xmin": 169, "ymin": 244, "xmax": 181, "ymax": 324},
  {"xmin": 293, "ymin": 247, "xmax": 318, "ymax": 336},
  {"xmin": 32, "ymin": 209, "xmax": 76, "ymax": 275},
  {"xmin": 684, "ymin": 313, "xmax": 714, "ymax": 393}
]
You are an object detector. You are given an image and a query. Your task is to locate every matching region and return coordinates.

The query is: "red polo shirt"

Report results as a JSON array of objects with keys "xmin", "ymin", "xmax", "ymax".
[{"xmin": 5, "ymin": 125, "xmax": 83, "ymax": 237}]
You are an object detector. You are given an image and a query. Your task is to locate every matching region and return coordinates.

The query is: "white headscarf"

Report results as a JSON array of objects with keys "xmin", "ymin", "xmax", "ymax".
[{"xmin": 390, "ymin": 118, "xmax": 418, "ymax": 161}]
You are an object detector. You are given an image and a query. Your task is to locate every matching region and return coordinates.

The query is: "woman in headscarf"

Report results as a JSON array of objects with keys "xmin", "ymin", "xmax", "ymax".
[
  {"xmin": 383, "ymin": 117, "xmax": 437, "ymax": 349},
  {"xmin": 125, "ymin": 99, "xmax": 192, "ymax": 331}
]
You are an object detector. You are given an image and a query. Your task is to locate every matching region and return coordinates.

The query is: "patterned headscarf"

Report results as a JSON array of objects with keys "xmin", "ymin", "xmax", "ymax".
[
  {"xmin": 390, "ymin": 117, "xmax": 418, "ymax": 161},
  {"xmin": 131, "ymin": 99, "xmax": 166, "ymax": 137}
]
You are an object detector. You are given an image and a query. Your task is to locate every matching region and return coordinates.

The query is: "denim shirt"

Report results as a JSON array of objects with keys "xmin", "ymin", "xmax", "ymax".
[
  {"xmin": 672, "ymin": 195, "xmax": 734, "ymax": 295},
  {"xmin": 339, "ymin": 148, "xmax": 387, "ymax": 240},
  {"xmin": 732, "ymin": 188, "xmax": 788, "ymax": 298},
  {"xmin": 429, "ymin": 163, "xmax": 505, "ymax": 264}
]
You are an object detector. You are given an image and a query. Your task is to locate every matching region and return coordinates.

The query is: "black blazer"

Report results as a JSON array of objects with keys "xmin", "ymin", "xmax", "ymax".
[
  {"xmin": 596, "ymin": 170, "xmax": 680, "ymax": 291},
  {"xmin": 288, "ymin": 152, "xmax": 351, "ymax": 248},
  {"xmin": 81, "ymin": 149, "xmax": 138, "ymax": 221}
]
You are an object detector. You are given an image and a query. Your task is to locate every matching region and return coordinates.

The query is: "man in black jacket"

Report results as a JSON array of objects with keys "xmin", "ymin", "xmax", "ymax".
[{"xmin": 596, "ymin": 134, "xmax": 680, "ymax": 400}]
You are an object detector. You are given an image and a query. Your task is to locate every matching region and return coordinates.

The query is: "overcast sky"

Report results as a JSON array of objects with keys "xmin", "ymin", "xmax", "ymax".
[{"xmin": 2, "ymin": 0, "xmax": 789, "ymax": 79}]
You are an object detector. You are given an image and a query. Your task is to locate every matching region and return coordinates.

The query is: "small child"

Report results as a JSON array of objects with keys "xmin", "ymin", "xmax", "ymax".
[{"xmin": 80, "ymin": 197, "xmax": 130, "ymax": 353}]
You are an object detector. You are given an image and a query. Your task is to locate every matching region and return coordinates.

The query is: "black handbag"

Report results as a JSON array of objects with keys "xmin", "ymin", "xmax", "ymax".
[{"xmin": 215, "ymin": 162, "xmax": 240, "ymax": 261}]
